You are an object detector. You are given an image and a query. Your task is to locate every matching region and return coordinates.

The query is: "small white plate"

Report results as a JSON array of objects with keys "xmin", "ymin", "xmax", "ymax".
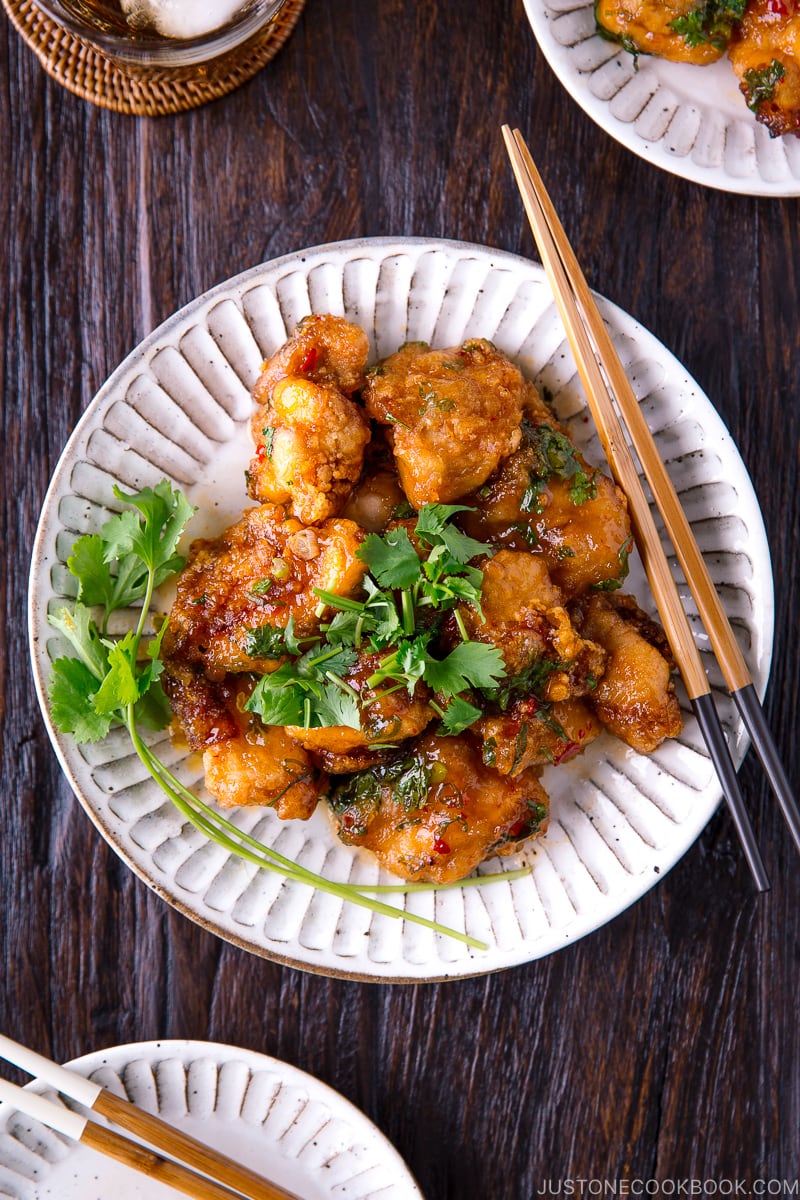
[
  {"xmin": 0, "ymin": 1039, "xmax": 423, "ymax": 1199},
  {"xmin": 521, "ymin": 0, "xmax": 800, "ymax": 195},
  {"xmin": 28, "ymin": 237, "xmax": 774, "ymax": 981}
]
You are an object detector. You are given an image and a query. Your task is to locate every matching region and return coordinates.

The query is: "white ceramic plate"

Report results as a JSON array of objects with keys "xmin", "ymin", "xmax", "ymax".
[
  {"xmin": 0, "ymin": 1040, "xmax": 423, "ymax": 1199},
  {"xmin": 521, "ymin": 0, "xmax": 800, "ymax": 195},
  {"xmin": 29, "ymin": 237, "xmax": 774, "ymax": 981}
]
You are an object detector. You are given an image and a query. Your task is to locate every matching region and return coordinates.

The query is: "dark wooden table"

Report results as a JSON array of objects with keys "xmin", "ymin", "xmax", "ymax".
[{"xmin": 1, "ymin": 1, "xmax": 799, "ymax": 1195}]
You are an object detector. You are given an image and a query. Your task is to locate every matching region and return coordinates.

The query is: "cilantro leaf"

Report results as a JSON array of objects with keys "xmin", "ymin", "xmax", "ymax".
[
  {"xmin": 245, "ymin": 671, "xmax": 308, "ymax": 726},
  {"xmin": 438, "ymin": 695, "xmax": 483, "ymax": 736},
  {"xmin": 244, "ymin": 623, "xmax": 289, "ymax": 659},
  {"xmin": 48, "ymin": 603, "xmax": 109, "ymax": 681},
  {"xmin": 48, "ymin": 657, "xmax": 114, "ymax": 742},
  {"xmin": 245, "ymin": 644, "xmax": 361, "ymax": 731},
  {"xmin": 92, "ymin": 631, "xmax": 142, "ymax": 714},
  {"xmin": 67, "ymin": 535, "xmax": 117, "ymax": 609},
  {"xmin": 133, "ymin": 681, "xmax": 173, "ymax": 731},
  {"xmin": 311, "ymin": 683, "xmax": 361, "ymax": 729},
  {"xmin": 358, "ymin": 526, "xmax": 422, "ymax": 588},
  {"xmin": 424, "ymin": 641, "xmax": 506, "ymax": 697},
  {"xmin": 415, "ymin": 504, "xmax": 489, "ymax": 564},
  {"xmin": 111, "ymin": 481, "xmax": 196, "ymax": 574}
]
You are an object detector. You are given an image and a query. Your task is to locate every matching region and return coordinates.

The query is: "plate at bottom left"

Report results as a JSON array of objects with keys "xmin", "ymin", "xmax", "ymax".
[{"xmin": 0, "ymin": 1039, "xmax": 423, "ymax": 1199}]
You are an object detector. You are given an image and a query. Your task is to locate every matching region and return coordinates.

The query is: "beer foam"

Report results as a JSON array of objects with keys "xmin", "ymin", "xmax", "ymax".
[{"xmin": 120, "ymin": 0, "xmax": 246, "ymax": 39}]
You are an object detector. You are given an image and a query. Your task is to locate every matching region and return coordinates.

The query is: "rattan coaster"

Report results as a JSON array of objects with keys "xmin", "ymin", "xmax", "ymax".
[{"xmin": 2, "ymin": 0, "xmax": 306, "ymax": 115}]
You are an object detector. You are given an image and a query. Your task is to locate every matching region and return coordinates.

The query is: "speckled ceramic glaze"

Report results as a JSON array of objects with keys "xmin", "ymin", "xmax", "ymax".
[
  {"xmin": 28, "ymin": 238, "xmax": 774, "ymax": 981},
  {"xmin": 521, "ymin": 0, "xmax": 800, "ymax": 196},
  {"xmin": 0, "ymin": 1040, "xmax": 423, "ymax": 1199}
]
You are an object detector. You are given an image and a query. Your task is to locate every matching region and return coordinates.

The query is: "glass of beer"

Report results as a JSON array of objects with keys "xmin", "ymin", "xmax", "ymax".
[{"xmin": 32, "ymin": 0, "xmax": 293, "ymax": 83}]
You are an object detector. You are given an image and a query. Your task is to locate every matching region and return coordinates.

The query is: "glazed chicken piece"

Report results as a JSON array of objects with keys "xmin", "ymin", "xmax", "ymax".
[
  {"xmin": 165, "ymin": 673, "xmax": 323, "ymax": 819},
  {"xmin": 570, "ymin": 593, "xmax": 683, "ymax": 754},
  {"xmin": 363, "ymin": 338, "xmax": 526, "ymax": 506},
  {"xmin": 594, "ymin": 0, "xmax": 743, "ymax": 62},
  {"xmin": 455, "ymin": 550, "xmax": 607, "ymax": 701},
  {"xmin": 460, "ymin": 421, "xmax": 632, "ymax": 599},
  {"xmin": 329, "ymin": 732, "xmax": 549, "ymax": 883},
  {"xmin": 729, "ymin": 0, "xmax": 800, "ymax": 137},
  {"xmin": 254, "ymin": 312, "xmax": 370, "ymax": 397},
  {"xmin": 247, "ymin": 314, "xmax": 371, "ymax": 523},
  {"xmin": 162, "ymin": 504, "xmax": 366, "ymax": 681},
  {"xmin": 474, "ymin": 697, "xmax": 603, "ymax": 776}
]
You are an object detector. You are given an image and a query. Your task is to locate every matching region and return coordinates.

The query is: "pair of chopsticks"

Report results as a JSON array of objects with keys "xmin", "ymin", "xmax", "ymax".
[
  {"xmin": 0, "ymin": 1034, "xmax": 301, "ymax": 1200},
  {"xmin": 502, "ymin": 126, "xmax": 800, "ymax": 890}
]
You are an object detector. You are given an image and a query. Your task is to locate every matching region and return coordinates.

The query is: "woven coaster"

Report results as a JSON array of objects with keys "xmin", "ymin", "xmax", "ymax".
[{"xmin": 2, "ymin": 0, "xmax": 306, "ymax": 115}]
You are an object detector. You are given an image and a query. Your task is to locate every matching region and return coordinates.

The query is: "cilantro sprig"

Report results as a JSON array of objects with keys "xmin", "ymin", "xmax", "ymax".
[
  {"xmin": 46, "ymin": 482, "xmax": 525, "ymax": 950},
  {"xmin": 245, "ymin": 503, "xmax": 506, "ymax": 734}
]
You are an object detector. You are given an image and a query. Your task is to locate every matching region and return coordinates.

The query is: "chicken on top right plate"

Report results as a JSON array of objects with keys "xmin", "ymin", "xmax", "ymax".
[{"xmin": 522, "ymin": 0, "xmax": 800, "ymax": 194}]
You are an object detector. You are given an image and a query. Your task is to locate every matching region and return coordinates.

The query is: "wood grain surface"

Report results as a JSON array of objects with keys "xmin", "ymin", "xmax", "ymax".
[{"xmin": 1, "ymin": 1, "xmax": 799, "ymax": 1196}]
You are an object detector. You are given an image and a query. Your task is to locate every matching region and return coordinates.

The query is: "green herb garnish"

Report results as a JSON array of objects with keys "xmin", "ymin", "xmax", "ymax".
[
  {"xmin": 743, "ymin": 59, "xmax": 785, "ymax": 111},
  {"xmin": 524, "ymin": 423, "xmax": 598, "ymax": 507},
  {"xmin": 46, "ymin": 482, "xmax": 528, "ymax": 951},
  {"xmin": 245, "ymin": 504, "xmax": 506, "ymax": 736},
  {"xmin": 668, "ymin": 0, "xmax": 745, "ymax": 48}
]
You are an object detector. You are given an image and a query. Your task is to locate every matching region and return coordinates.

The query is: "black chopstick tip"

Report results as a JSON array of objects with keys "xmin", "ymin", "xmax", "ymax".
[{"xmin": 691, "ymin": 692, "xmax": 770, "ymax": 893}]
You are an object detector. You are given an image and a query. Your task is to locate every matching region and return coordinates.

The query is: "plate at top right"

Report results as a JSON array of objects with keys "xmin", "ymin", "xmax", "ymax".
[{"xmin": 521, "ymin": 0, "xmax": 800, "ymax": 195}]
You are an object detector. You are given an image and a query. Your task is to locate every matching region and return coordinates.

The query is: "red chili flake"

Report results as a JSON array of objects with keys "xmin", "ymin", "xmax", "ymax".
[
  {"xmin": 299, "ymin": 346, "xmax": 318, "ymax": 373},
  {"xmin": 255, "ymin": 444, "xmax": 268, "ymax": 462},
  {"xmin": 553, "ymin": 740, "xmax": 581, "ymax": 765},
  {"xmin": 433, "ymin": 837, "xmax": 451, "ymax": 855},
  {"xmin": 767, "ymin": 0, "xmax": 788, "ymax": 14},
  {"xmin": 507, "ymin": 819, "xmax": 526, "ymax": 838}
]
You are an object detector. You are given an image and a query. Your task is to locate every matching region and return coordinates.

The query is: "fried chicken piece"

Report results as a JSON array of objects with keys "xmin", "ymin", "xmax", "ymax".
[
  {"xmin": 285, "ymin": 651, "xmax": 434, "ymax": 755},
  {"xmin": 162, "ymin": 504, "xmax": 366, "ymax": 681},
  {"xmin": 363, "ymin": 338, "xmax": 526, "ymax": 506},
  {"xmin": 594, "ymin": 0, "xmax": 740, "ymax": 63},
  {"xmin": 254, "ymin": 313, "xmax": 370, "ymax": 398},
  {"xmin": 247, "ymin": 315, "xmax": 371, "ymax": 523},
  {"xmin": 460, "ymin": 424, "xmax": 632, "ymax": 599},
  {"xmin": 165, "ymin": 673, "xmax": 323, "ymax": 819},
  {"xmin": 455, "ymin": 550, "xmax": 607, "ymax": 700},
  {"xmin": 729, "ymin": 0, "xmax": 800, "ymax": 137},
  {"xmin": 570, "ymin": 593, "xmax": 682, "ymax": 754},
  {"xmin": 474, "ymin": 698, "xmax": 603, "ymax": 776},
  {"xmin": 329, "ymin": 732, "xmax": 549, "ymax": 883}
]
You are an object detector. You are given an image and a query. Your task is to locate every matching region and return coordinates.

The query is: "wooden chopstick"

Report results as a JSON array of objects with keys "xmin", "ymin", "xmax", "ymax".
[
  {"xmin": 502, "ymin": 125, "xmax": 771, "ymax": 890},
  {"xmin": 0, "ymin": 1073, "xmax": 247, "ymax": 1200},
  {"xmin": 0, "ymin": 1034, "xmax": 301, "ymax": 1200},
  {"xmin": 505, "ymin": 128, "xmax": 800, "ymax": 862}
]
